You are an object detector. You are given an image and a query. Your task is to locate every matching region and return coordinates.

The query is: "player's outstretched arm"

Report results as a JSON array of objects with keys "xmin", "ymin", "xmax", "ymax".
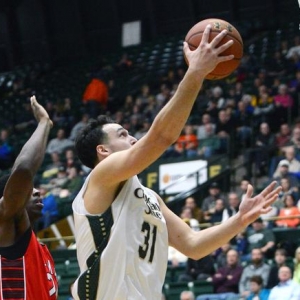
[
  {"xmin": 93, "ymin": 26, "xmax": 234, "ymax": 187},
  {"xmin": 1, "ymin": 96, "xmax": 52, "ymax": 219},
  {"xmin": 160, "ymin": 181, "xmax": 281, "ymax": 260}
]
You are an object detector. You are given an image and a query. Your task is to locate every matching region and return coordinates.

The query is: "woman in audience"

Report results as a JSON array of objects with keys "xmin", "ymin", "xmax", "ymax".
[{"xmin": 275, "ymin": 193, "xmax": 300, "ymax": 228}]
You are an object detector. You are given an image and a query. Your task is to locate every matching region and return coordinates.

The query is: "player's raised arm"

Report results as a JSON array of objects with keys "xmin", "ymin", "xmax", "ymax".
[
  {"xmin": 90, "ymin": 26, "xmax": 234, "ymax": 186},
  {"xmin": 0, "ymin": 96, "xmax": 52, "ymax": 219}
]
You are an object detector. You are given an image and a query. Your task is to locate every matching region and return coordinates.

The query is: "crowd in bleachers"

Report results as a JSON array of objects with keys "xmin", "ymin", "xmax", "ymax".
[{"xmin": 1, "ymin": 22, "xmax": 300, "ymax": 299}]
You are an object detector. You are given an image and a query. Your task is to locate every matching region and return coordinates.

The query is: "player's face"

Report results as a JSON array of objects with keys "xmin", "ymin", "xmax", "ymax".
[
  {"xmin": 103, "ymin": 123, "xmax": 137, "ymax": 153},
  {"xmin": 26, "ymin": 188, "xmax": 43, "ymax": 218}
]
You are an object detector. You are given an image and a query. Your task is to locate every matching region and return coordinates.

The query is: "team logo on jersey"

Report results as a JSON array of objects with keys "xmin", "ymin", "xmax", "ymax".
[{"xmin": 134, "ymin": 188, "xmax": 162, "ymax": 219}]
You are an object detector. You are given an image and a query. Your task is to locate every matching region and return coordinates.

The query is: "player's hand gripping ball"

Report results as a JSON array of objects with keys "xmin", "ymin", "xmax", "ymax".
[{"xmin": 185, "ymin": 18, "xmax": 243, "ymax": 80}]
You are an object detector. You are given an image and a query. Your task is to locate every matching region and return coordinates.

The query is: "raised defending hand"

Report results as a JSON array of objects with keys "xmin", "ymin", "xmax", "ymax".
[
  {"xmin": 238, "ymin": 181, "xmax": 281, "ymax": 227},
  {"xmin": 30, "ymin": 95, "xmax": 53, "ymax": 127},
  {"xmin": 183, "ymin": 24, "xmax": 234, "ymax": 76}
]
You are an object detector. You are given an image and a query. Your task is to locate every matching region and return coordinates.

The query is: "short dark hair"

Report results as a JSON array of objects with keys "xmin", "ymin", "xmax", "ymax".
[
  {"xmin": 250, "ymin": 275, "xmax": 263, "ymax": 285},
  {"xmin": 276, "ymin": 248, "xmax": 287, "ymax": 256},
  {"xmin": 75, "ymin": 115, "xmax": 114, "ymax": 169},
  {"xmin": 0, "ymin": 174, "xmax": 11, "ymax": 198}
]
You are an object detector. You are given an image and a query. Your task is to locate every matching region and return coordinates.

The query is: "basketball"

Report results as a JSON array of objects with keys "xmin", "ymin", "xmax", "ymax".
[{"xmin": 184, "ymin": 18, "xmax": 243, "ymax": 80}]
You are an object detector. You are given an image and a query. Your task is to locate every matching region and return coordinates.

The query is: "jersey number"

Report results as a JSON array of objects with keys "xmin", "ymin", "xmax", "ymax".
[
  {"xmin": 139, "ymin": 221, "xmax": 157, "ymax": 263},
  {"xmin": 46, "ymin": 260, "xmax": 57, "ymax": 297}
]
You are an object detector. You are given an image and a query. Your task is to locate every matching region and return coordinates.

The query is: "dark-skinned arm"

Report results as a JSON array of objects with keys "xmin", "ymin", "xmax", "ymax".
[{"xmin": 0, "ymin": 96, "xmax": 52, "ymax": 220}]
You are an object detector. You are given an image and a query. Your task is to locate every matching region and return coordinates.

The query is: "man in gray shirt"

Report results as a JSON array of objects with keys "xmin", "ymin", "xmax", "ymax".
[{"xmin": 239, "ymin": 248, "xmax": 271, "ymax": 299}]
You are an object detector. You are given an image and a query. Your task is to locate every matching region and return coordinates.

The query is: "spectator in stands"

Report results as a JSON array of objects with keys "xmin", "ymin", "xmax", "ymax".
[
  {"xmin": 239, "ymin": 248, "xmax": 270, "ymax": 298},
  {"xmin": 82, "ymin": 71, "xmax": 109, "ymax": 118},
  {"xmin": 267, "ymin": 248, "xmax": 290, "ymax": 289},
  {"xmin": 197, "ymin": 123, "xmax": 221, "ymax": 158},
  {"xmin": 213, "ymin": 243, "xmax": 232, "ymax": 269},
  {"xmin": 205, "ymin": 99, "xmax": 219, "ymax": 122},
  {"xmin": 279, "ymin": 40, "xmax": 289, "ymax": 57},
  {"xmin": 238, "ymin": 177, "xmax": 252, "ymax": 202},
  {"xmin": 268, "ymin": 266, "xmax": 300, "ymax": 300},
  {"xmin": 196, "ymin": 249, "xmax": 242, "ymax": 300},
  {"xmin": 285, "ymin": 126, "xmax": 300, "ymax": 158},
  {"xmin": 46, "ymin": 128, "xmax": 73, "ymax": 155},
  {"xmin": 266, "ymin": 50, "xmax": 288, "ymax": 78},
  {"xmin": 180, "ymin": 291, "xmax": 195, "ymax": 300},
  {"xmin": 155, "ymin": 83, "xmax": 171, "ymax": 109},
  {"xmin": 178, "ymin": 254, "xmax": 215, "ymax": 282},
  {"xmin": 273, "ymin": 84, "xmax": 294, "ymax": 124},
  {"xmin": 276, "ymin": 193, "xmax": 300, "ymax": 228},
  {"xmin": 42, "ymin": 166, "xmax": 69, "ymax": 196},
  {"xmin": 286, "ymin": 36, "xmax": 300, "ymax": 59},
  {"xmin": 211, "ymin": 86, "xmax": 226, "ymax": 109},
  {"xmin": 184, "ymin": 196, "xmax": 204, "ymax": 224},
  {"xmin": 226, "ymin": 192, "xmax": 240, "ymax": 218},
  {"xmin": 174, "ymin": 124, "xmax": 198, "ymax": 158},
  {"xmin": 143, "ymin": 95, "xmax": 159, "ymax": 121},
  {"xmin": 247, "ymin": 275, "xmax": 270, "ymax": 300},
  {"xmin": 201, "ymin": 182, "xmax": 227, "ymax": 220},
  {"xmin": 293, "ymin": 246, "xmax": 300, "ymax": 284},
  {"xmin": 59, "ymin": 164, "xmax": 84, "ymax": 199},
  {"xmin": 205, "ymin": 199, "xmax": 229, "ymax": 224},
  {"xmin": 275, "ymin": 123, "xmax": 292, "ymax": 149},
  {"xmin": 53, "ymin": 97, "xmax": 74, "ymax": 130},
  {"xmin": 275, "ymin": 177, "xmax": 299, "ymax": 209},
  {"xmin": 289, "ymin": 70, "xmax": 300, "ymax": 96},
  {"xmin": 273, "ymin": 159, "xmax": 300, "ymax": 188},
  {"xmin": 115, "ymin": 53, "xmax": 133, "ymax": 72},
  {"xmin": 235, "ymin": 99, "xmax": 253, "ymax": 148},
  {"xmin": 273, "ymin": 146, "xmax": 300, "ymax": 178},
  {"xmin": 246, "ymin": 218, "xmax": 275, "ymax": 260},
  {"xmin": 69, "ymin": 113, "xmax": 90, "ymax": 141},
  {"xmin": 64, "ymin": 148, "xmax": 82, "ymax": 175},
  {"xmin": 180, "ymin": 206, "xmax": 200, "ymax": 232},
  {"xmin": 42, "ymin": 152, "xmax": 63, "ymax": 180},
  {"xmin": 196, "ymin": 113, "xmax": 216, "ymax": 140},
  {"xmin": 14, "ymin": 101, "xmax": 36, "ymax": 132},
  {"xmin": 246, "ymin": 122, "xmax": 276, "ymax": 177},
  {"xmin": 135, "ymin": 84, "xmax": 154, "ymax": 109},
  {"xmin": 253, "ymin": 91, "xmax": 275, "ymax": 131},
  {"xmin": 234, "ymin": 230, "xmax": 248, "ymax": 257},
  {"xmin": 0, "ymin": 128, "xmax": 15, "ymax": 170},
  {"xmin": 215, "ymin": 110, "xmax": 235, "ymax": 153},
  {"xmin": 134, "ymin": 118, "xmax": 151, "ymax": 140},
  {"xmin": 38, "ymin": 186, "xmax": 59, "ymax": 229},
  {"xmin": 122, "ymin": 95, "xmax": 134, "ymax": 119}
]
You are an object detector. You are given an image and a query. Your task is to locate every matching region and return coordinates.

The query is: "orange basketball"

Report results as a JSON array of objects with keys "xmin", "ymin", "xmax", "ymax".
[{"xmin": 185, "ymin": 18, "xmax": 243, "ymax": 80}]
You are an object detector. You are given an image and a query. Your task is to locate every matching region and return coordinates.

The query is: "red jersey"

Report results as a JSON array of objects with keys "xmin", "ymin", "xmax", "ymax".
[{"xmin": 0, "ymin": 230, "xmax": 58, "ymax": 300}]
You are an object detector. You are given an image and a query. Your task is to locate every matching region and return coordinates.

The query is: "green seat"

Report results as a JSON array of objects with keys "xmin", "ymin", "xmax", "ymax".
[
  {"xmin": 163, "ymin": 282, "xmax": 189, "ymax": 300},
  {"xmin": 58, "ymin": 275, "xmax": 75, "ymax": 298},
  {"xmin": 191, "ymin": 280, "xmax": 214, "ymax": 296}
]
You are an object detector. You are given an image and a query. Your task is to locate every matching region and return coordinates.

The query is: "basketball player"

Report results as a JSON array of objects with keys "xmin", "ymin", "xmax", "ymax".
[
  {"xmin": 72, "ymin": 25, "xmax": 281, "ymax": 299},
  {"xmin": 0, "ymin": 96, "xmax": 58, "ymax": 299}
]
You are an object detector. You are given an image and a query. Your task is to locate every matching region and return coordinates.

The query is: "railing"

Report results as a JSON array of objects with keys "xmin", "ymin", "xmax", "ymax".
[
  {"xmin": 159, "ymin": 154, "xmax": 230, "ymax": 203},
  {"xmin": 38, "ymin": 215, "xmax": 300, "ymax": 244}
]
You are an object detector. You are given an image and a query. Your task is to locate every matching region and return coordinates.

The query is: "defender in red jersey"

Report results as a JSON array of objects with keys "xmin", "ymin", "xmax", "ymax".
[{"xmin": 0, "ymin": 96, "xmax": 57, "ymax": 300}]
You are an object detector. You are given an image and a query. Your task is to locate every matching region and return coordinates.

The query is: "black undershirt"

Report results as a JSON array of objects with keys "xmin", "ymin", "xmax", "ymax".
[{"xmin": 0, "ymin": 227, "xmax": 32, "ymax": 259}]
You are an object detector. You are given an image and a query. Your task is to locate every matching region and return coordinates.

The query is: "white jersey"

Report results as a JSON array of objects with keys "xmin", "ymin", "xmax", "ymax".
[{"xmin": 72, "ymin": 174, "xmax": 168, "ymax": 300}]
